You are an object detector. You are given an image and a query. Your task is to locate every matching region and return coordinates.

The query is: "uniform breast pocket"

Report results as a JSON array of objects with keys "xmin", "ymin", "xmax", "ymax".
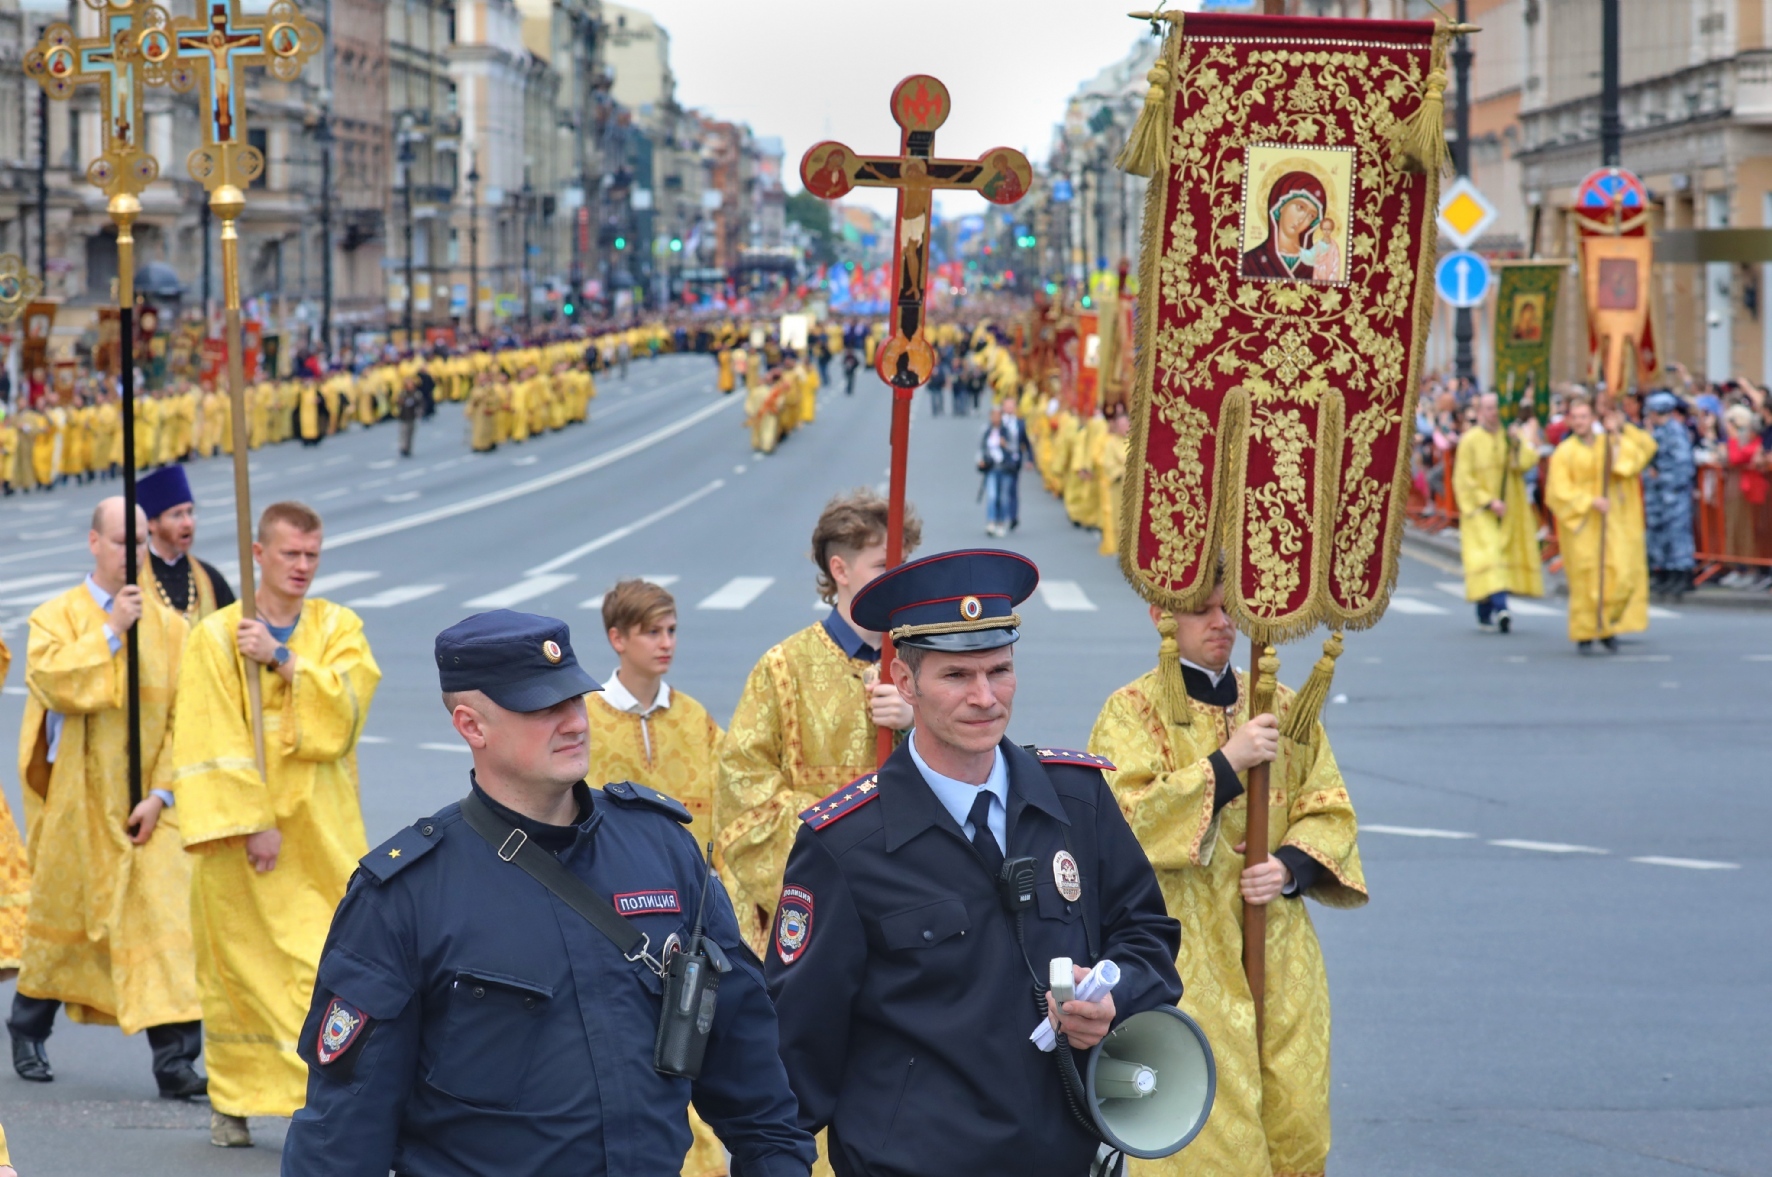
[
  {"xmin": 878, "ymin": 898, "xmax": 971, "ymax": 952},
  {"xmin": 425, "ymin": 970, "xmax": 553, "ymax": 1110}
]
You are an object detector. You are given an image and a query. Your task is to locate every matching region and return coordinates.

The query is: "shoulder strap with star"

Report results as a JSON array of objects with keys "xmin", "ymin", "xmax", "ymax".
[
  {"xmin": 1028, "ymin": 746, "xmax": 1117, "ymax": 772},
  {"xmin": 358, "ymin": 821, "xmax": 442, "ymax": 883},
  {"xmin": 799, "ymin": 772, "xmax": 880, "ymax": 831},
  {"xmin": 601, "ymin": 780, "xmax": 693, "ymax": 824}
]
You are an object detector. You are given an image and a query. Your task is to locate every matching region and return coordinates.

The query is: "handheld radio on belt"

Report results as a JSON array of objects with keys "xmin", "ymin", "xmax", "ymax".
[{"xmin": 655, "ymin": 843, "xmax": 728, "ymax": 1078}]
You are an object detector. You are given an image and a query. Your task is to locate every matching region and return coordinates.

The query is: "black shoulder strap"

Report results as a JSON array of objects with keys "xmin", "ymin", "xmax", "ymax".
[{"xmin": 459, "ymin": 792, "xmax": 663, "ymax": 975}]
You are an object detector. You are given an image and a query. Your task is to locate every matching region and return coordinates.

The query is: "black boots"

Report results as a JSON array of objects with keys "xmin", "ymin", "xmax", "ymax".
[{"xmin": 11, "ymin": 1035, "xmax": 52, "ymax": 1082}]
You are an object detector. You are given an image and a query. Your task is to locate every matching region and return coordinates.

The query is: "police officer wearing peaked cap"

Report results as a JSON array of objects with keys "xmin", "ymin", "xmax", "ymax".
[
  {"xmin": 283, "ymin": 610, "xmax": 816, "ymax": 1177},
  {"xmin": 765, "ymin": 550, "xmax": 1183, "ymax": 1177}
]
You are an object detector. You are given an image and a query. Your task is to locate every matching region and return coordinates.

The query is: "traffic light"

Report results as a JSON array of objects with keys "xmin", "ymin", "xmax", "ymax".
[
  {"xmin": 614, "ymin": 236, "xmax": 627, "ymax": 251},
  {"xmin": 1016, "ymin": 233, "xmax": 1038, "ymax": 248},
  {"xmin": 669, "ymin": 237, "xmax": 682, "ymax": 252},
  {"xmin": 562, "ymin": 300, "xmax": 575, "ymax": 317}
]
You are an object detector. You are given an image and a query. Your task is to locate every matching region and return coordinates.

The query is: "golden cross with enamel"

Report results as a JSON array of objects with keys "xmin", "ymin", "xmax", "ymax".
[{"xmin": 0, "ymin": 255, "xmax": 44, "ymax": 327}]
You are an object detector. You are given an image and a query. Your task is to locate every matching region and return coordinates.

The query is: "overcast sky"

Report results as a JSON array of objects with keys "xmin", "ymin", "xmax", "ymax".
[{"xmin": 629, "ymin": 0, "xmax": 1168, "ymax": 220}]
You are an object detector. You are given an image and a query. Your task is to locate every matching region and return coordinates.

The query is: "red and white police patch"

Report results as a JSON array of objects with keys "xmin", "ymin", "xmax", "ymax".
[
  {"xmin": 316, "ymin": 995, "xmax": 370, "ymax": 1065},
  {"xmin": 775, "ymin": 884, "xmax": 815, "ymax": 965},
  {"xmin": 614, "ymin": 889, "xmax": 681, "ymax": 916}
]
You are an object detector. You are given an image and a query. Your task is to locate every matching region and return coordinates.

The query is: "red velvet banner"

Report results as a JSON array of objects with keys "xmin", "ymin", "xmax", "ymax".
[{"xmin": 1121, "ymin": 14, "xmax": 1446, "ymax": 642}]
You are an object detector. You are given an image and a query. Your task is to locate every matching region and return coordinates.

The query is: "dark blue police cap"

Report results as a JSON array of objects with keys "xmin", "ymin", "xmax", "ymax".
[
  {"xmin": 435, "ymin": 610, "xmax": 600, "ymax": 712},
  {"xmin": 850, "ymin": 548, "xmax": 1040, "ymax": 652}
]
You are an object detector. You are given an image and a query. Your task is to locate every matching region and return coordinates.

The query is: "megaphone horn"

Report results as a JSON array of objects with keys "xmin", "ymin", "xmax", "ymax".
[{"xmin": 1085, "ymin": 1005, "xmax": 1216, "ymax": 1160}]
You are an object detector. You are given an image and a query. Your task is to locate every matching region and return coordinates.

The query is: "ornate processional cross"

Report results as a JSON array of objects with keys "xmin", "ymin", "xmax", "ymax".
[{"xmin": 800, "ymin": 75, "xmax": 1032, "ymax": 766}]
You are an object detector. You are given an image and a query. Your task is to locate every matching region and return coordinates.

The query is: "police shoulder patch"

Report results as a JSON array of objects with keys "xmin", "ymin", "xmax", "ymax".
[
  {"xmin": 601, "ymin": 780, "xmax": 693, "ymax": 824},
  {"xmin": 358, "ymin": 821, "xmax": 442, "ymax": 883},
  {"xmin": 316, "ymin": 994, "xmax": 372, "ymax": 1067},
  {"xmin": 775, "ymin": 884, "xmax": 815, "ymax": 964},
  {"xmin": 799, "ymin": 773, "xmax": 880, "ymax": 831},
  {"xmin": 1031, "ymin": 747, "xmax": 1117, "ymax": 772}
]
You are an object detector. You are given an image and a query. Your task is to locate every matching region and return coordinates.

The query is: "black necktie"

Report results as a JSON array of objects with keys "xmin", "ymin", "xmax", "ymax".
[{"xmin": 967, "ymin": 791, "xmax": 1003, "ymax": 877}]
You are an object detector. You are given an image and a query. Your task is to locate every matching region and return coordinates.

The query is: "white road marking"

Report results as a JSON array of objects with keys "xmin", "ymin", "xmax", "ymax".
[
  {"xmin": 383, "ymin": 491, "xmax": 421, "ymax": 503},
  {"xmin": 313, "ymin": 487, "xmax": 349, "ymax": 501},
  {"xmin": 19, "ymin": 527, "xmax": 73, "ymax": 541},
  {"xmin": 1613, "ymin": 654, "xmax": 1671, "ymax": 663},
  {"xmin": 513, "ymin": 455, "xmax": 539, "ymax": 465},
  {"xmin": 1647, "ymin": 605, "xmax": 1680, "ymax": 619},
  {"xmin": 395, "ymin": 467, "xmax": 429, "ymax": 481},
  {"xmin": 288, "ymin": 463, "xmax": 315, "ymax": 474},
  {"xmin": 358, "ymin": 735, "xmax": 390, "ymax": 744},
  {"xmin": 419, "ymin": 742, "xmax": 471, "ymax": 754},
  {"xmin": 2, "ymin": 686, "xmax": 25, "ymax": 696},
  {"xmin": 527, "ymin": 481, "xmax": 724, "ymax": 576},
  {"xmin": 464, "ymin": 573, "xmax": 577, "ymax": 608},
  {"xmin": 1039, "ymin": 580, "xmax": 1098, "ymax": 611},
  {"xmin": 349, "ymin": 584, "xmax": 445, "ymax": 608},
  {"xmin": 580, "ymin": 575, "xmax": 679, "ymax": 611},
  {"xmin": 369, "ymin": 459, "xmax": 397, "ymax": 470},
  {"xmin": 0, "ymin": 572, "xmax": 81, "ymax": 594},
  {"xmin": 1745, "ymin": 654, "xmax": 1772, "ymax": 662},
  {"xmin": 361, "ymin": 477, "xmax": 392, "ymax": 489},
  {"xmin": 0, "ymin": 540, "xmax": 89, "ymax": 568},
  {"xmin": 1488, "ymin": 839, "xmax": 1607, "ymax": 854},
  {"xmin": 1630, "ymin": 856, "xmax": 1740, "ymax": 871},
  {"xmin": 1363, "ymin": 824, "xmax": 1478, "ymax": 839},
  {"xmin": 0, "ymin": 583, "xmax": 76, "ymax": 607},
  {"xmin": 309, "ymin": 571, "xmax": 381, "ymax": 596},
  {"xmin": 325, "ymin": 396, "xmax": 738, "ymax": 550},
  {"xmin": 323, "ymin": 456, "xmax": 351, "ymax": 466},
  {"xmin": 1386, "ymin": 596, "xmax": 1449, "ymax": 615},
  {"xmin": 697, "ymin": 576, "xmax": 775, "ymax": 610}
]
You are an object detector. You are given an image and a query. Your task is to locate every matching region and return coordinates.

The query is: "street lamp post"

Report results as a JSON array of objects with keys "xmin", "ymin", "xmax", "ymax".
[
  {"xmin": 521, "ymin": 176, "xmax": 534, "ymax": 335},
  {"xmin": 1600, "ymin": 0, "xmax": 1621, "ymax": 167},
  {"xmin": 316, "ymin": 106, "xmax": 334, "ymax": 356},
  {"xmin": 467, "ymin": 160, "xmax": 480, "ymax": 340},
  {"xmin": 399, "ymin": 120, "xmax": 417, "ymax": 351},
  {"xmin": 1451, "ymin": 0, "xmax": 1475, "ymax": 385}
]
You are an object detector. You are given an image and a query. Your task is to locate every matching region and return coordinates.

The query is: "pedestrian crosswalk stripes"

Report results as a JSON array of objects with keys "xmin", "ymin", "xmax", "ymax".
[
  {"xmin": 350, "ymin": 584, "xmax": 446, "ymax": 608},
  {"xmin": 1386, "ymin": 596, "xmax": 1448, "ymax": 615},
  {"xmin": 1432, "ymin": 583, "xmax": 1561, "ymax": 616},
  {"xmin": 697, "ymin": 576, "xmax": 775, "ymax": 610},
  {"xmin": 579, "ymin": 575, "xmax": 680, "ymax": 611},
  {"xmin": 464, "ymin": 573, "xmax": 577, "ymax": 609},
  {"xmin": 309, "ymin": 570, "xmax": 381, "ymax": 596},
  {"xmin": 1038, "ymin": 580, "xmax": 1097, "ymax": 611}
]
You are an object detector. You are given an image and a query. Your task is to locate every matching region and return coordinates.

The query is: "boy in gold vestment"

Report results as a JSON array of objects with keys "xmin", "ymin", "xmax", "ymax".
[
  {"xmin": 172, "ymin": 501, "xmax": 380, "ymax": 1147},
  {"xmin": 1453, "ymin": 393, "xmax": 1544, "ymax": 631},
  {"xmin": 8, "ymin": 500, "xmax": 205, "ymax": 1098},
  {"xmin": 714, "ymin": 491, "xmax": 919, "ymax": 952},
  {"xmin": 1089, "ymin": 585, "xmax": 1366, "ymax": 1177}
]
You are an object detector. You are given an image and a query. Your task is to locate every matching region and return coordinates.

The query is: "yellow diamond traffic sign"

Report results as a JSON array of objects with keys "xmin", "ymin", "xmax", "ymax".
[{"xmin": 1438, "ymin": 177, "xmax": 1498, "ymax": 249}]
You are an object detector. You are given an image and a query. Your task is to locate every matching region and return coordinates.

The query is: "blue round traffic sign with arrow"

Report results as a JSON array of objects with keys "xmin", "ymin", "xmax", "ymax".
[{"xmin": 1435, "ymin": 249, "xmax": 1491, "ymax": 309}]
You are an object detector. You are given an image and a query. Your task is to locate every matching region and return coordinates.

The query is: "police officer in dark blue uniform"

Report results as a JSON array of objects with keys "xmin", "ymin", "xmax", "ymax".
[
  {"xmin": 765, "ymin": 550, "xmax": 1183, "ymax": 1177},
  {"xmin": 283, "ymin": 610, "xmax": 815, "ymax": 1177}
]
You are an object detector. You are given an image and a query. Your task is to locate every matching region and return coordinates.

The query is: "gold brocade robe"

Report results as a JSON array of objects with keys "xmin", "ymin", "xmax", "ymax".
[
  {"xmin": 1089, "ymin": 670, "xmax": 1367, "ymax": 1177},
  {"xmin": 1098, "ymin": 431, "xmax": 1128, "ymax": 557},
  {"xmin": 715, "ymin": 623, "xmax": 878, "ymax": 951},
  {"xmin": 0, "ymin": 636, "xmax": 28, "ymax": 971},
  {"xmin": 15, "ymin": 587, "xmax": 199, "ymax": 1034},
  {"xmin": 1453, "ymin": 426, "xmax": 1545, "ymax": 601},
  {"xmin": 1046, "ymin": 412, "xmax": 1078, "ymax": 497},
  {"xmin": 1546, "ymin": 425, "xmax": 1657, "ymax": 643},
  {"xmin": 172, "ymin": 598, "xmax": 380, "ymax": 1117},
  {"xmin": 1066, "ymin": 415, "xmax": 1107, "ymax": 527},
  {"xmin": 586, "ymin": 689, "xmax": 721, "ymax": 847}
]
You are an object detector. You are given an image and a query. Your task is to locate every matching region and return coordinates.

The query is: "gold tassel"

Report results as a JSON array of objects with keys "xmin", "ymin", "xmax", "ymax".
[
  {"xmin": 1155, "ymin": 611, "xmax": 1194, "ymax": 730},
  {"xmin": 1279, "ymin": 631, "xmax": 1344, "ymax": 746},
  {"xmin": 1115, "ymin": 12, "xmax": 1182, "ymax": 178},
  {"xmin": 1394, "ymin": 67, "xmax": 1451, "ymax": 176}
]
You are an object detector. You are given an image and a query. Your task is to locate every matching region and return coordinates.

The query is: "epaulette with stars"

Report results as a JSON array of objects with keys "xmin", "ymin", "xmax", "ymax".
[
  {"xmin": 799, "ymin": 773, "xmax": 880, "ymax": 831},
  {"xmin": 1031, "ymin": 747, "xmax": 1117, "ymax": 772}
]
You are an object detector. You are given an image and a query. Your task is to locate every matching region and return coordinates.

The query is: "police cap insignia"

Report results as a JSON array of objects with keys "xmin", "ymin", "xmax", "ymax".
[
  {"xmin": 775, "ymin": 885, "xmax": 815, "ymax": 964},
  {"xmin": 542, "ymin": 639, "xmax": 563, "ymax": 664}
]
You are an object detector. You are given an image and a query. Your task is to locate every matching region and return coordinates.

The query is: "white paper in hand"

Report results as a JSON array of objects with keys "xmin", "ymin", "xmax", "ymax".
[{"xmin": 1029, "ymin": 959, "xmax": 1120, "ymax": 1052}]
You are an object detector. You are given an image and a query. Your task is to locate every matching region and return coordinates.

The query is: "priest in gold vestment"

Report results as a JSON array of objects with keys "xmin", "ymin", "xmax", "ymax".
[
  {"xmin": 715, "ymin": 491, "xmax": 918, "ymax": 953},
  {"xmin": 7, "ymin": 500, "xmax": 205, "ymax": 1098},
  {"xmin": 1545, "ymin": 397, "xmax": 1657, "ymax": 651},
  {"xmin": 0, "ymin": 636, "xmax": 28, "ymax": 981},
  {"xmin": 1453, "ymin": 393, "xmax": 1545, "ymax": 631},
  {"xmin": 172, "ymin": 501, "xmax": 380, "ymax": 1146},
  {"xmin": 1089, "ymin": 586, "xmax": 1366, "ymax": 1177}
]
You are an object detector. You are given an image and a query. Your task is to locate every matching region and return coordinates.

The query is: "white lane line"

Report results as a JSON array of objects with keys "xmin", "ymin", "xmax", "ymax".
[
  {"xmin": 1386, "ymin": 596, "xmax": 1449, "ymax": 615},
  {"xmin": 0, "ymin": 572, "xmax": 82, "ymax": 594},
  {"xmin": 1363, "ymin": 824, "xmax": 1478, "ymax": 839},
  {"xmin": 361, "ymin": 477, "xmax": 392, "ymax": 489},
  {"xmin": 326, "ymin": 396, "xmax": 737, "ymax": 550},
  {"xmin": 1488, "ymin": 839, "xmax": 1607, "ymax": 855},
  {"xmin": 1040, "ymin": 580, "xmax": 1098, "ymax": 611},
  {"xmin": 580, "ymin": 575, "xmax": 679, "ymax": 611},
  {"xmin": 323, "ymin": 456, "xmax": 351, "ymax": 467},
  {"xmin": 288, "ymin": 463, "xmax": 315, "ymax": 474},
  {"xmin": 1630, "ymin": 856, "xmax": 1740, "ymax": 871},
  {"xmin": 350, "ymin": 584, "xmax": 445, "ymax": 608},
  {"xmin": 19, "ymin": 527, "xmax": 73, "ymax": 541},
  {"xmin": 1613, "ymin": 654, "xmax": 1671, "ymax": 663},
  {"xmin": 513, "ymin": 455, "xmax": 540, "ymax": 466},
  {"xmin": 464, "ymin": 572, "xmax": 577, "ymax": 608},
  {"xmin": 526, "ymin": 481, "xmax": 724, "ymax": 576},
  {"xmin": 383, "ymin": 491, "xmax": 421, "ymax": 503},
  {"xmin": 0, "ymin": 541, "xmax": 89, "ymax": 568},
  {"xmin": 395, "ymin": 467, "xmax": 430, "ymax": 481},
  {"xmin": 358, "ymin": 735, "xmax": 390, "ymax": 744},
  {"xmin": 697, "ymin": 576, "xmax": 774, "ymax": 610},
  {"xmin": 310, "ymin": 571, "xmax": 381, "ymax": 596},
  {"xmin": 1432, "ymin": 583, "xmax": 1561, "ymax": 616},
  {"xmin": 1647, "ymin": 605, "xmax": 1680, "ymax": 619},
  {"xmin": 1744, "ymin": 654, "xmax": 1772, "ymax": 662},
  {"xmin": 0, "ymin": 585, "xmax": 76, "ymax": 607},
  {"xmin": 369, "ymin": 459, "xmax": 397, "ymax": 470},
  {"xmin": 419, "ymin": 742, "xmax": 471, "ymax": 754},
  {"xmin": 313, "ymin": 487, "xmax": 350, "ymax": 502},
  {"xmin": 2, "ymin": 686, "xmax": 25, "ymax": 696}
]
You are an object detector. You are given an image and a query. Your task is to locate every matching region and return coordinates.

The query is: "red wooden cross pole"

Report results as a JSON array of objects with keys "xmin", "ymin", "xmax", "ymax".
[{"xmin": 800, "ymin": 75, "xmax": 1032, "ymax": 766}]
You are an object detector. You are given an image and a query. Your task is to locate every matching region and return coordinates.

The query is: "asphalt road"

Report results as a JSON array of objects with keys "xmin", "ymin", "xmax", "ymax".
[{"xmin": 1, "ymin": 353, "xmax": 1767, "ymax": 1175}]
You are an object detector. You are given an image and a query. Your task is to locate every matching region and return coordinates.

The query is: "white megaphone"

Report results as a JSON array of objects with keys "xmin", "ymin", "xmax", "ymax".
[{"xmin": 1083, "ymin": 1005, "xmax": 1216, "ymax": 1159}]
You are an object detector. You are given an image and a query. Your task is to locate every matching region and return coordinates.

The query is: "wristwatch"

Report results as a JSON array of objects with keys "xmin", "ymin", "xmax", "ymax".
[{"xmin": 272, "ymin": 644, "xmax": 291, "ymax": 667}]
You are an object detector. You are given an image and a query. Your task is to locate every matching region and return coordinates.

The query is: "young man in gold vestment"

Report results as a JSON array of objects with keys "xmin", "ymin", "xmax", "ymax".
[
  {"xmin": 1088, "ymin": 584, "xmax": 1367, "ymax": 1177},
  {"xmin": 172, "ymin": 501, "xmax": 381, "ymax": 1147},
  {"xmin": 715, "ymin": 491, "xmax": 919, "ymax": 953},
  {"xmin": 1453, "ymin": 393, "xmax": 1545, "ymax": 632},
  {"xmin": 1546, "ymin": 396, "xmax": 1657, "ymax": 653},
  {"xmin": 8, "ymin": 499, "xmax": 205, "ymax": 1099}
]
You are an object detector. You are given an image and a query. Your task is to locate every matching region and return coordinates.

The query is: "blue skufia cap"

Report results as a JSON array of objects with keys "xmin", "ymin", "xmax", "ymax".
[
  {"xmin": 435, "ymin": 610, "xmax": 601, "ymax": 713},
  {"xmin": 137, "ymin": 464, "xmax": 193, "ymax": 520},
  {"xmin": 850, "ymin": 548, "xmax": 1040, "ymax": 652}
]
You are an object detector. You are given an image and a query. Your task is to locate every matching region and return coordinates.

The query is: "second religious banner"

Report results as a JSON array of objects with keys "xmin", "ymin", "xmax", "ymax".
[
  {"xmin": 1490, "ymin": 260, "xmax": 1564, "ymax": 423},
  {"xmin": 1119, "ymin": 13, "xmax": 1450, "ymax": 641}
]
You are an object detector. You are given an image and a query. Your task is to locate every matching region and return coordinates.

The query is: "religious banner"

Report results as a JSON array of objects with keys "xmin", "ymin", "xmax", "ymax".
[
  {"xmin": 1118, "ymin": 12, "xmax": 1453, "ymax": 641},
  {"xmin": 21, "ymin": 300, "xmax": 55, "ymax": 381},
  {"xmin": 97, "ymin": 307, "xmax": 122, "ymax": 376},
  {"xmin": 1490, "ymin": 260, "xmax": 1565, "ymax": 423},
  {"xmin": 1580, "ymin": 232, "xmax": 1654, "ymax": 396},
  {"xmin": 1076, "ymin": 309, "xmax": 1101, "ymax": 416},
  {"xmin": 1572, "ymin": 167, "xmax": 1660, "ymax": 390}
]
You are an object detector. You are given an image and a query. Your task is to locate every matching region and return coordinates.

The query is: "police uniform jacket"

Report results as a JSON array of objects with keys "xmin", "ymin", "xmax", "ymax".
[
  {"xmin": 765, "ymin": 739, "xmax": 1183, "ymax": 1177},
  {"xmin": 283, "ymin": 778, "xmax": 816, "ymax": 1177}
]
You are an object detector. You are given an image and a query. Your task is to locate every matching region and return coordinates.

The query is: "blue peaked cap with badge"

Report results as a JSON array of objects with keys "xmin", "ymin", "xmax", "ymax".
[
  {"xmin": 435, "ymin": 610, "xmax": 600, "ymax": 712},
  {"xmin": 849, "ymin": 548, "xmax": 1040, "ymax": 652}
]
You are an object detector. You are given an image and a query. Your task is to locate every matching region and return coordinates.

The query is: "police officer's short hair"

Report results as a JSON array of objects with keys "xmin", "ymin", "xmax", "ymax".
[{"xmin": 811, "ymin": 489, "xmax": 923, "ymax": 605}]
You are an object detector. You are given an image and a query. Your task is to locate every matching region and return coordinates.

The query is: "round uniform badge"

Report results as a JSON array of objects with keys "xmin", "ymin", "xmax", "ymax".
[
  {"xmin": 1053, "ymin": 849, "xmax": 1082, "ymax": 902},
  {"xmin": 959, "ymin": 595, "xmax": 983, "ymax": 621},
  {"xmin": 541, "ymin": 639, "xmax": 563, "ymax": 664}
]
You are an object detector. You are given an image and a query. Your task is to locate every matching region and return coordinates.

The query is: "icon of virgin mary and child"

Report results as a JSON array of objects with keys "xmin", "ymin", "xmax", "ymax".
[{"xmin": 1240, "ymin": 169, "xmax": 1343, "ymax": 284}]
